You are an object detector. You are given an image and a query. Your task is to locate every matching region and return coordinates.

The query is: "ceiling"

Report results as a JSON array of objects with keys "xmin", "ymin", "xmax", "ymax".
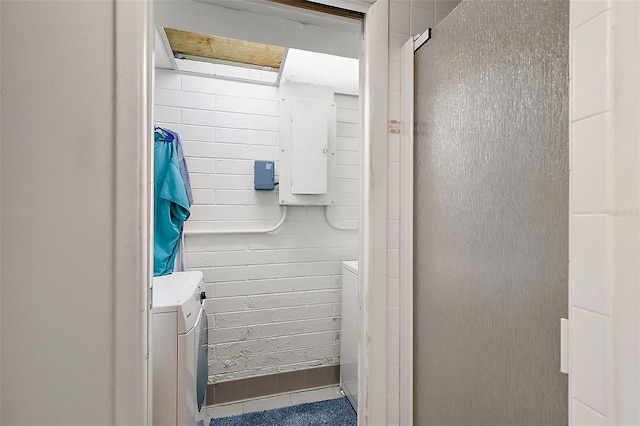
[
  {"xmin": 155, "ymin": 0, "xmax": 361, "ymax": 59},
  {"xmin": 194, "ymin": 0, "xmax": 362, "ymax": 25},
  {"xmin": 154, "ymin": 0, "xmax": 360, "ymax": 95}
]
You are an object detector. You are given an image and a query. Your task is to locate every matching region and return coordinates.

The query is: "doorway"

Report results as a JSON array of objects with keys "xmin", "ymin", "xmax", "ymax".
[{"xmin": 146, "ymin": 0, "xmax": 389, "ymax": 424}]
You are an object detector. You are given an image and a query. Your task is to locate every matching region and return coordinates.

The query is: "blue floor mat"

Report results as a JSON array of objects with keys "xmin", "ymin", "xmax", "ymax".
[{"xmin": 210, "ymin": 397, "xmax": 356, "ymax": 426}]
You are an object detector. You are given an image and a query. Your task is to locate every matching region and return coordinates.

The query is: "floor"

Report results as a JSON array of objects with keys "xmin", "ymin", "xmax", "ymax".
[{"xmin": 203, "ymin": 385, "xmax": 345, "ymax": 420}]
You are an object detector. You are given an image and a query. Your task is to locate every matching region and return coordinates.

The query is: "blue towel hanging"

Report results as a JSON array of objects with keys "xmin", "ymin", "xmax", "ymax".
[{"xmin": 153, "ymin": 127, "xmax": 190, "ymax": 276}]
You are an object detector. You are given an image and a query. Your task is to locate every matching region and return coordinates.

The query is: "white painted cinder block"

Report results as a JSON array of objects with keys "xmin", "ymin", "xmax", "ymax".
[
  {"xmin": 155, "ymin": 70, "xmax": 181, "ymax": 90},
  {"xmin": 185, "ymin": 157, "xmax": 215, "ymax": 174},
  {"xmin": 213, "ymin": 304, "xmax": 334, "ymax": 328},
  {"xmin": 154, "ymin": 69, "xmax": 359, "ymax": 382},
  {"xmin": 246, "ymin": 349, "xmax": 308, "ymax": 369},
  {"xmin": 155, "ymin": 122, "xmax": 214, "ymax": 141},
  {"xmin": 156, "ymin": 88, "xmax": 216, "ymax": 110},
  {"xmin": 306, "ymin": 343, "xmax": 340, "ymax": 359},
  {"xmin": 201, "ymin": 266, "xmax": 248, "ymax": 283},
  {"xmin": 248, "ymin": 317, "xmax": 341, "ymax": 339},
  {"xmin": 204, "ymin": 296, "xmax": 247, "ymax": 313},
  {"xmin": 336, "ymin": 136, "xmax": 359, "ymax": 152},
  {"xmin": 191, "ymin": 189, "xmax": 215, "ymax": 204},
  {"xmin": 246, "ymin": 235, "xmax": 309, "ymax": 250},
  {"xmin": 215, "ymin": 127, "xmax": 278, "ymax": 146},
  {"xmin": 209, "ymin": 326, "xmax": 248, "ymax": 344},
  {"xmin": 247, "ymin": 292, "xmax": 307, "ymax": 310},
  {"xmin": 216, "ymin": 96, "xmax": 279, "ymax": 116},
  {"xmin": 185, "ymin": 252, "xmax": 215, "ymax": 269},
  {"xmin": 181, "ymin": 74, "xmax": 278, "ymax": 100},
  {"xmin": 278, "ymin": 332, "xmax": 335, "ymax": 351},
  {"xmin": 154, "ymin": 106, "xmax": 180, "ymax": 123},
  {"xmin": 337, "ymin": 107, "xmax": 359, "ymax": 124}
]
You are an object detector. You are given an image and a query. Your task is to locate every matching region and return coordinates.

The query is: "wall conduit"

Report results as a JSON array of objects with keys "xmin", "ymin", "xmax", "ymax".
[
  {"xmin": 324, "ymin": 206, "xmax": 357, "ymax": 231},
  {"xmin": 184, "ymin": 205, "xmax": 288, "ymax": 235}
]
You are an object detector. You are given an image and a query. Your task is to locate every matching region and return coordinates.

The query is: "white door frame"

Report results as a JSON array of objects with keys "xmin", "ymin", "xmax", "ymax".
[
  {"xmin": 399, "ymin": 35, "xmax": 416, "ymax": 426},
  {"xmin": 114, "ymin": 0, "xmax": 153, "ymax": 424},
  {"xmin": 320, "ymin": 2, "xmax": 390, "ymax": 424},
  {"xmin": 398, "ymin": 30, "xmax": 432, "ymax": 425},
  {"xmin": 357, "ymin": 1, "xmax": 389, "ymax": 424},
  {"xmin": 131, "ymin": 0, "xmax": 390, "ymax": 425}
]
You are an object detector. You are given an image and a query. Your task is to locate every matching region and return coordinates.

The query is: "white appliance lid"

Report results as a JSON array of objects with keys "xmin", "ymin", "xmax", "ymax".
[
  {"xmin": 342, "ymin": 260, "xmax": 358, "ymax": 274},
  {"xmin": 152, "ymin": 271, "xmax": 204, "ymax": 334}
]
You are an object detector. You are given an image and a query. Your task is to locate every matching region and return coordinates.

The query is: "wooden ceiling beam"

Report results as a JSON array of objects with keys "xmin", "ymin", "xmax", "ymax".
[
  {"xmin": 265, "ymin": 0, "xmax": 364, "ymax": 20},
  {"xmin": 164, "ymin": 28, "xmax": 285, "ymax": 70}
]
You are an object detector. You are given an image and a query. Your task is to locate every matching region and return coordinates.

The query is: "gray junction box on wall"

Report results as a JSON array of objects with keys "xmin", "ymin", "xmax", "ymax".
[{"xmin": 254, "ymin": 160, "xmax": 276, "ymax": 191}]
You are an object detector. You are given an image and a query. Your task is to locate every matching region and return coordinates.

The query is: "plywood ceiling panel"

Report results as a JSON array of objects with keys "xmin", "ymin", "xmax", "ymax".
[{"xmin": 164, "ymin": 28, "xmax": 285, "ymax": 69}]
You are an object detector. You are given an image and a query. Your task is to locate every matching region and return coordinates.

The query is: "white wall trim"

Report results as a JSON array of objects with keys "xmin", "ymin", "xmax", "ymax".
[
  {"xmin": 114, "ymin": 1, "xmax": 152, "ymax": 424},
  {"xmin": 0, "ymin": 2, "xmax": 3, "ymax": 420},
  {"xmin": 316, "ymin": 0, "xmax": 377, "ymax": 14},
  {"xmin": 567, "ymin": 3, "xmax": 574, "ymax": 424},
  {"xmin": 0, "ymin": 2, "xmax": 3, "ymax": 421},
  {"xmin": 399, "ymin": 36, "xmax": 415, "ymax": 426}
]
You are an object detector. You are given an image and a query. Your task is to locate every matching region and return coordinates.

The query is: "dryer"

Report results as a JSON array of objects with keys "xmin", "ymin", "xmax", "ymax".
[
  {"xmin": 340, "ymin": 261, "xmax": 358, "ymax": 411},
  {"xmin": 152, "ymin": 271, "xmax": 207, "ymax": 426}
]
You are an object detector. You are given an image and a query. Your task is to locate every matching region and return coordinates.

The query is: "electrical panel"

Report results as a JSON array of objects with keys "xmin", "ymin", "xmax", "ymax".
[{"xmin": 278, "ymin": 83, "xmax": 337, "ymax": 206}]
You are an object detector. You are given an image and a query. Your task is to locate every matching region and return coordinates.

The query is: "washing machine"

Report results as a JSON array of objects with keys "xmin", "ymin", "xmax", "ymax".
[{"xmin": 152, "ymin": 271, "xmax": 208, "ymax": 426}]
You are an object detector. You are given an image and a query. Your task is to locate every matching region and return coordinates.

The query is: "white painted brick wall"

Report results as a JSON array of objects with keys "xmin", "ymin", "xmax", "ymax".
[{"xmin": 154, "ymin": 69, "xmax": 359, "ymax": 383}]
